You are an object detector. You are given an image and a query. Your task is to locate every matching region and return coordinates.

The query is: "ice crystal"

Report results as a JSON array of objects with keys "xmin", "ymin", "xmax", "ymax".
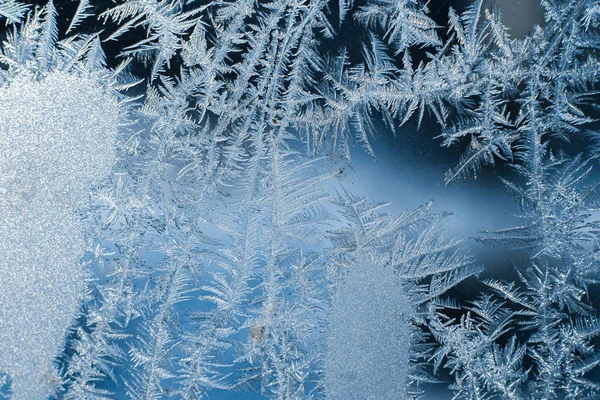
[{"xmin": 0, "ymin": 0, "xmax": 599, "ymax": 398}]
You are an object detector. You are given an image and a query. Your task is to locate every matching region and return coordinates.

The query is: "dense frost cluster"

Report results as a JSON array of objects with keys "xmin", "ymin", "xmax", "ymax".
[
  {"xmin": 0, "ymin": 72, "xmax": 119, "ymax": 399},
  {"xmin": 326, "ymin": 262, "xmax": 411, "ymax": 400},
  {"xmin": 0, "ymin": 0, "xmax": 599, "ymax": 399}
]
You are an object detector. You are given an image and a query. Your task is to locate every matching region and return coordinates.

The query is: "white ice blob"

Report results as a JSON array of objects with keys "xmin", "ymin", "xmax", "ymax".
[
  {"xmin": 0, "ymin": 72, "xmax": 119, "ymax": 400},
  {"xmin": 325, "ymin": 262, "xmax": 412, "ymax": 400}
]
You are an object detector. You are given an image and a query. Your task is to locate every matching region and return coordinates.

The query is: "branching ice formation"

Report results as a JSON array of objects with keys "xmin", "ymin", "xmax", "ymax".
[{"xmin": 0, "ymin": 0, "xmax": 599, "ymax": 399}]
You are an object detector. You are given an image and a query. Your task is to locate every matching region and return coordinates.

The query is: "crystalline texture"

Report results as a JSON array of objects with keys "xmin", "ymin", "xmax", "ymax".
[
  {"xmin": 325, "ymin": 261, "xmax": 412, "ymax": 400},
  {"xmin": 0, "ymin": 72, "xmax": 119, "ymax": 400}
]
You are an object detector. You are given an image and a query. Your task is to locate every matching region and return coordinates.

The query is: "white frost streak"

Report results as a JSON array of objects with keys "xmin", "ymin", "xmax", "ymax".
[{"xmin": 0, "ymin": 72, "xmax": 119, "ymax": 400}]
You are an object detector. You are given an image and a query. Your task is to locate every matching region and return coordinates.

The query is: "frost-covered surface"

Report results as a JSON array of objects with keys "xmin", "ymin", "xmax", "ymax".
[
  {"xmin": 0, "ymin": 72, "xmax": 118, "ymax": 400},
  {"xmin": 326, "ymin": 261, "xmax": 411, "ymax": 399},
  {"xmin": 0, "ymin": 0, "xmax": 600, "ymax": 399}
]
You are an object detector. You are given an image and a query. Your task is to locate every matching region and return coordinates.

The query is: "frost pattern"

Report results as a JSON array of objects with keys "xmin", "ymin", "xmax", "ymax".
[
  {"xmin": 0, "ymin": 72, "xmax": 119, "ymax": 399},
  {"xmin": 326, "ymin": 262, "xmax": 411, "ymax": 400},
  {"xmin": 0, "ymin": 0, "xmax": 599, "ymax": 399}
]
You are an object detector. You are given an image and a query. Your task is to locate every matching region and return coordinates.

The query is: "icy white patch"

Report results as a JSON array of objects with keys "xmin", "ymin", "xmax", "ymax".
[
  {"xmin": 0, "ymin": 72, "xmax": 119, "ymax": 400},
  {"xmin": 325, "ymin": 262, "xmax": 412, "ymax": 400}
]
